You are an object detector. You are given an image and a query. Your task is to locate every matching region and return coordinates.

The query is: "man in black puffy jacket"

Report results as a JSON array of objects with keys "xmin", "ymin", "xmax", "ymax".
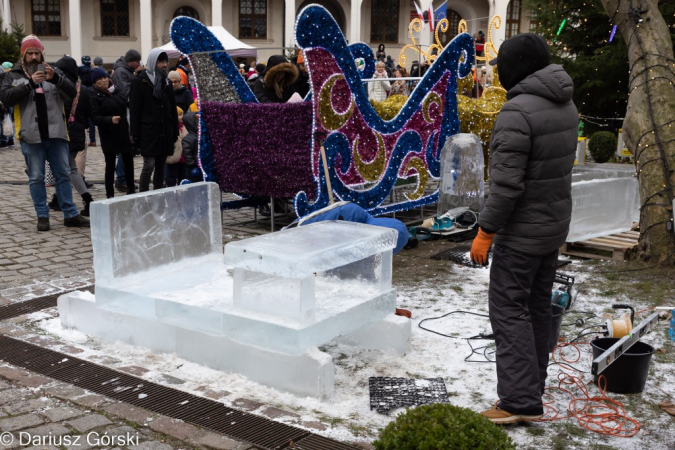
[{"xmin": 469, "ymin": 33, "xmax": 578, "ymax": 424}]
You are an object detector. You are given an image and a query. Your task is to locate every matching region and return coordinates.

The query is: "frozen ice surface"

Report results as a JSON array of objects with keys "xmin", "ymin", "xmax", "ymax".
[
  {"xmin": 91, "ymin": 182, "xmax": 222, "ymax": 285},
  {"xmin": 224, "ymin": 221, "xmax": 397, "ymax": 278},
  {"xmin": 568, "ymin": 177, "xmax": 638, "ymax": 242},
  {"xmin": 438, "ymin": 133, "xmax": 484, "ymax": 214}
]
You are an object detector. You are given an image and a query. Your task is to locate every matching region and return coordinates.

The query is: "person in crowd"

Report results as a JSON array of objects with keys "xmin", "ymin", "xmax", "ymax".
[
  {"xmin": 129, "ymin": 48, "xmax": 179, "ymax": 192},
  {"xmin": 90, "ymin": 68, "xmax": 136, "ymax": 199},
  {"xmin": 368, "ymin": 61, "xmax": 390, "ymax": 102},
  {"xmin": 475, "ymin": 30, "xmax": 486, "ymax": 57},
  {"xmin": 112, "ymin": 49, "xmax": 142, "ymax": 191},
  {"xmin": 246, "ymin": 63, "xmax": 265, "ymax": 90},
  {"xmin": 469, "ymin": 33, "xmax": 578, "ymax": 424},
  {"xmin": 293, "ymin": 51, "xmax": 310, "ymax": 98},
  {"xmin": 0, "ymin": 62, "xmax": 14, "ymax": 148},
  {"xmin": 389, "ymin": 68, "xmax": 408, "ymax": 97},
  {"xmin": 247, "ymin": 64, "xmax": 257, "ymax": 79},
  {"xmin": 165, "ymin": 106, "xmax": 189, "ymax": 187},
  {"xmin": 181, "ymin": 111, "xmax": 201, "ymax": 182},
  {"xmin": 48, "ymin": 56, "xmax": 95, "ymax": 216},
  {"xmin": 168, "ymin": 70, "xmax": 194, "ymax": 112},
  {"xmin": 253, "ymin": 55, "xmax": 299, "ymax": 103},
  {"xmin": 375, "ymin": 44, "xmax": 386, "ymax": 61},
  {"xmin": 78, "ymin": 56, "xmax": 96, "ymax": 152},
  {"xmin": 93, "ymin": 57, "xmax": 104, "ymax": 68},
  {"xmin": 385, "ymin": 55, "xmax": 394, "ymax": 72},
  {"xmin": 0, "ymin": 35, "xmax": 89, "ymax": 231},
  {"xmin": 479, "ymin": 65, "xmax": 493, "ymax": 89},
  {"xmin": 175, "ymin": 56, "xmax": 191, "ymax": 88},
  {"xmin": 239, "ymin": 63, "xmax": 246, "ymax": 77}
]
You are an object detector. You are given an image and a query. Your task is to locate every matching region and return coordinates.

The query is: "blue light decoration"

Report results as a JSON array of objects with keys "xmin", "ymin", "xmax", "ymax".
[
  {"xmin": 169, "ymin": 6, "xmax": 473, "ymax": 217},
  {"xmin": 609, "ymin": 25, "xmax": 617, "ymax": 43}
]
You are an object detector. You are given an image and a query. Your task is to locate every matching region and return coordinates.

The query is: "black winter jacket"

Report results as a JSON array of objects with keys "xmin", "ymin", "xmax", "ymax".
[
  {"xmin": 173, "ymin": 85, "xmax": 194, "ymax": 112},
  {"xmin": 128, "ymin": 70, "xmax": 179, "ymax": 157},
  {"xmin": 181, "ymin": 111, "xmax": 199, "ymax": 169},
  {"xmin": 63, "ymin": 86, "xmax": 92, "ymax": 152},
  {"xmin": 479, "ymin": 64, "xmax": 578, "ymax": 255},
  {"xmin": 253, "ymin": 55, "xmax": 299, "ymax": 103},
  {"xmin": 90, "ymin": 84, "xmax": 133, "ymax": 155},
  {"xmin": 111, "ymin": 57, "xmax": 135, "ymax": 100}
]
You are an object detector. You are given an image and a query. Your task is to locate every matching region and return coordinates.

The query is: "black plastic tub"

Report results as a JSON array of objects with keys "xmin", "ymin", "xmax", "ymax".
[
  {"xmin": 549, "ymin": 304, "xmax": 565, "ymax": 352},
  {"xmin": 591, "ymin": 337, "xmax": 655, "ymax": 393}
]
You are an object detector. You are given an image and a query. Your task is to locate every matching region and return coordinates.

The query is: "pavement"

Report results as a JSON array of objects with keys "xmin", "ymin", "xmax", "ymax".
[{"xmin": 0, "ymin": 142, "xmax": 273, "ymax": 449}]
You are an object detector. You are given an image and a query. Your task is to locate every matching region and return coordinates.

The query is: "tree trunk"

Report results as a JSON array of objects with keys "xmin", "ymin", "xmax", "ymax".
[{"xmin": 598, "ymin": 0, "xmax": 675, "ymax": 261}]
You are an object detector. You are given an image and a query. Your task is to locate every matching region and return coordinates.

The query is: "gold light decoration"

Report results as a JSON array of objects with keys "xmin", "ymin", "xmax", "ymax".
[
  {"xmin": 369, "ymin": 94, "xmax": 407, "ymax": 120},
  {"xmin": 477, "ymin": 15, "xmax": 501, "ymax": 63},
  {"xmin": 398, "ymin": 18, "xmax": 450, "ymax": 67},
  {"xmin": 423, "ymin": 92, "xmax": 443, "ymax": 123},
  {"xmin": 319, "ymin": 74, "xmax": 354, "ymax": 131},
  {"xmin": 403, "ymin": 156, "xmax": 429, "ymax": 200},
  {"xmin": 353, "ymin": 133, "xmax": 386, "ymax": 182}
]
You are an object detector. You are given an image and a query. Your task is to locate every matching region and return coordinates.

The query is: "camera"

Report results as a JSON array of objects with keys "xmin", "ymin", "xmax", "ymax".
[{"xmin": 37, "ymin": 64, "xmax": 45, "ymax": 73}]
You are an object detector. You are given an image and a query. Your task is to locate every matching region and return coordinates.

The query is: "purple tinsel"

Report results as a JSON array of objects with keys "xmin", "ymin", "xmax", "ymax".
[{"xmin": 201, "ymin": 101, "xmax": 315, "ymax": 198}]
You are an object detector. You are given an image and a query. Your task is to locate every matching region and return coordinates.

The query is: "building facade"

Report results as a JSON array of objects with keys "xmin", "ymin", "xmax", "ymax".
[{"xmin": 1, "ymin": 0, "xmax": 533, "ymax": 67}]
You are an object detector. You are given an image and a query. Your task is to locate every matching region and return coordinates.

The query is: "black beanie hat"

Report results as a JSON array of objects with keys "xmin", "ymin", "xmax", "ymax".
[
  {"xmin": 125, "ymin": 49, "xmax": 141, "ymax": 63},
  {"xmin": 490, "ymin": 33, "xmax": 550, "ymax": 91},
  {"xmin": 55, "ymin": 56, "xmax": 78, "ymax": 83}
]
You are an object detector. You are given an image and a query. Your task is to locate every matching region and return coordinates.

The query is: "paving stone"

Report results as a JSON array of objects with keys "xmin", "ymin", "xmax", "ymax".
[
  {"xmin": 195, "ymin": 386, "xmax": 230, "ymax": 400},
  {"xmin": 231, "ymin": 398, "xmax": 264, "ymax": 412},
  {"xmin": 22, "ymin": 447, "xmax": 59, "ymax": 450},
  {"xmin": 40, "ymin": 406, "xmax": 86, "ymax": 422},
  {"xmin": 129, "ymin": 442, "xmax": 174, "ymax": 450},
  {"xmin": 58, "ymin": 345, "xmax": 84, "ymax": 354},
  {"xmin": 119, "ymin": 365, "xmax": 149, "ymax": 376},
  {"xmin": 159, "ymin": 374, "xmax": 184, "ymax": 385},
  {"xmin": 0, "ymin": 298, "xmax": 10, "ymax": 306},
  {"xmin": 16, "ymin": 375, "xmax": 54, "ymax": 388},
  {"xmin": 22, "ymin": 422, "xmax": 71, "ymax": 437},
  {"xmin": 188, "ymin": 430, "xmax": 242, "ymax": 450},
  {"xmin": 0, "ymin": 413, "xmax": 44, "ymax": 431},
  {"xmin": 301, "ymin": 421, "xmax": 328, "ymax": 431},
  {"xmin": 0, "ymin": 366, "xmax": 28, "ymax": 381},
  {"xmin": 148, "ymin": 417, "xmax": 199, "ymax": 441},
  {"xmin": 3, "ymin": 397, "xmax": 55, "ymax": 415},
  {"xmin": 260, "ymin": 406, "xmax": 300, "ymax": 420},
  {"xmin": 42, "ymin": 383, "xmax": 86, "ymax": 400},
  {"xmin": 0, "ymin": 389, "xmax": 29, "ymax": 406},
  {"xmin": 66, "ymin": 414, "xmax": 112, "ymax": 432},
  {"xmin": 70, "ymin": 394, "xmax": 109, "ymax": 408},
  {"xmin": 103, "ymin": 403, "xmax": 155, "ymax": 424},
  {"xmin": 0, "ymin": 379, "xmax": 10, "ymax": 390}
]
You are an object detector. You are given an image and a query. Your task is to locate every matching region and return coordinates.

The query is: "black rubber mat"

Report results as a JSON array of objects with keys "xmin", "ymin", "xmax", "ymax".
[
  {"xmin": 369, "ymin": 377, "xmax": 450, "ymax": 414},
  {"xmin": 430, "ymin": 245, "xmax": 488, "ymax": 268}
]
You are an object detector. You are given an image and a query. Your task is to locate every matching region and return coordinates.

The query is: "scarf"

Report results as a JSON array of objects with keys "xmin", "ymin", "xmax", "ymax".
[{"xmin": 68, "ymin": 79, "xmax": 81, "ymax": 123}]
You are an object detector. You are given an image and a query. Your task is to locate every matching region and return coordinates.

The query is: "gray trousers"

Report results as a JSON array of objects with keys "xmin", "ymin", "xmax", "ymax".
[{"xmin": 488, "ymin": 244, "xmax": 558, "ymax": 415}]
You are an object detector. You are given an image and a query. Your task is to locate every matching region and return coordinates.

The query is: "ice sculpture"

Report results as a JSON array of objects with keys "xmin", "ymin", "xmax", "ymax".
[
  {"xmin": 437, "ymin": 133, "xmax": 484, "ymax": 214},
  {"xmin": 567, "ymin": 177, "xmax": 639, "ymax": 242},
  {"xmin": 59, "ymin": 182, "xmax": 410, "ymax": 398}
]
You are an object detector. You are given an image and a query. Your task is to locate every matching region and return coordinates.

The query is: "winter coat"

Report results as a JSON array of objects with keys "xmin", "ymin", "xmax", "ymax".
[
  {"xmin": 90, "ymin": 82, "xmax": 133, "ymax": 155},
  {"xmin": 0, "ymin": 64, "xmax": 76, "ymax": 144},
  {"xmin": 478, "ymin": 64, "xmax": 578, "ymax": 255},
  {"xmin": 173, "ymin": 85, "xmax": 194, "ymax": 112},
  {"xmin": 128, "ymin": 69, "xmax": 179, "ymax": 157},
  {"xmin": 78, "ymin": 64, "xmax": 92, "ymax": 87},
  {"xmin": 253, "ymin": 55, "xmax": 299, "ymax": 103},
  {"xmin": 368, "ymin": 77, "xmax": 390, "ymax": 102},
  {"xmin": 181, "ymin": 111, "xmax": 199, "ymax": 169},
  {"xmin": 55, "ymin": 56, "xmax": 92, "ymax": 152},
  {"xmin": 111, "ymin": 57, "xmax": 135, "ymax": 100}
]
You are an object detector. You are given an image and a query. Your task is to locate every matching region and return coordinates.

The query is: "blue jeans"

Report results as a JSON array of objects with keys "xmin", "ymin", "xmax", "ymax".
[
  {"xmin": 116, "ymin": 153, "xmax": 126, "ymax": 185},
  {"xmin": 88, "ymin": 118, "xmax": 96, "ymax": 144},
  {"xmin": 21, "ymin": 138, "xmax": 79, "ymax": 219}
]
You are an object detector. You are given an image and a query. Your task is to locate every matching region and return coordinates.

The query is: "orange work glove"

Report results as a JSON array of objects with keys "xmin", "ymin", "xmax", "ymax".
[{"xmin": 470, "ymin": 228, "xmax": 495, "ymax": 265}]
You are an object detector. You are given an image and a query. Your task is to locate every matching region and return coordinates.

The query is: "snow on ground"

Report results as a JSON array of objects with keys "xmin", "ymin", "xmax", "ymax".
[{"xmin": 13, "ymin": 258, "xmax": 675, "ymax": 448}]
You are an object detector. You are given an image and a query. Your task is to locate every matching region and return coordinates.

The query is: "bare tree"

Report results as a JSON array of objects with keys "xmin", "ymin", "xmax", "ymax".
[{"xmin": 597, "ymin": 0, "xmax": 675, "ymax": 260}]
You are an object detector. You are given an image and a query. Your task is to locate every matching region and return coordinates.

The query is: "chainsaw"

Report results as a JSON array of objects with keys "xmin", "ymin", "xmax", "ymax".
[{"xmin": 551, "ymin": 272, "xmax": 576, "ymax": 310}]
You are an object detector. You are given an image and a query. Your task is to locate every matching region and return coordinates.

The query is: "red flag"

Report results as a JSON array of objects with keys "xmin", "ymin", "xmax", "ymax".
[
  {"xmin": 428, "ymin": 3, "xmax": 435, "ymax": 31},
  {"xmin": 413, "ymin": 1, "xmax": 424, "ymax": 22}
]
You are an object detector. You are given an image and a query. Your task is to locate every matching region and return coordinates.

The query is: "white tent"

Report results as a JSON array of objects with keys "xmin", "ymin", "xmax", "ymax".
[{"xmin": 159, "ymin": 26, "xmax": 257, "ymax": 59}]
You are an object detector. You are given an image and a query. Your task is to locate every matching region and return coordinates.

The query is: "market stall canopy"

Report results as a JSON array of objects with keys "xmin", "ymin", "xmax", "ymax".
[{"xmin": 159, "ymin": 26, "xmax": 257, "ymax": 58}]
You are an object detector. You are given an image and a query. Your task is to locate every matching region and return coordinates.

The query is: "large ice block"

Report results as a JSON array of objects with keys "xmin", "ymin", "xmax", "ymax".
[
  {"xmin": 568, "ymin": 177, "xmax": 639, "ymax": 242},
  {"xmin": 91, "ymin": 182, "xmax": 222, "ymax": 285},
  {"xmin": 437, "ymin": 133, "xmax": 485, "ymax": 214}
]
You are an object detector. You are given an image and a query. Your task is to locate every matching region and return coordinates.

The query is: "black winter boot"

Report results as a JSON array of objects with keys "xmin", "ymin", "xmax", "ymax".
[
  {"xmin": 48, "ymin": 193, "xmax": 61, "ymax": 211},
  {"xmin": 80, "ymin": 193, "xmax": 94, "ymax": 217}
]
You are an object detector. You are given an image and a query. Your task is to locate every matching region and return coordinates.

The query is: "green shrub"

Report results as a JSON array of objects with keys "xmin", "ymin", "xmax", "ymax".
[
  {"xmin": 588, "ymin": 131, "xmax": 617, "ymax": 163},
  {"xmin": 373, "ymin": 403, "xmax": 516, "ymax": 450}
]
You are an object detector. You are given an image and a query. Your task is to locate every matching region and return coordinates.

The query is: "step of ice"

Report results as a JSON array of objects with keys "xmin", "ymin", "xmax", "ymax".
[{"xmin": 225, "ymin": 221, "xmax": 396, "ymax": 321}]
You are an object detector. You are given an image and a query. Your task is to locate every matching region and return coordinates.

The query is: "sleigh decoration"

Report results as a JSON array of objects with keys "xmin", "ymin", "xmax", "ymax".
[{"xmin": 169, "ymin": 5, "xmax": 474, "ymax": 216}]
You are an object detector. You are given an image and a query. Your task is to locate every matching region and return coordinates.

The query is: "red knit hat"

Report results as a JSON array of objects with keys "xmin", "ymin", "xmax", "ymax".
[{"xmin": 21, "ymin": 35, "xmax": 44, "ymax": 58}]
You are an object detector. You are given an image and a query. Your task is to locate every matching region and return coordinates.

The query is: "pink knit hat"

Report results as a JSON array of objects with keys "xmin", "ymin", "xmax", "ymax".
[{"xmin": 21, "ymin": 35, "xmax": 44, "ymax": 58}]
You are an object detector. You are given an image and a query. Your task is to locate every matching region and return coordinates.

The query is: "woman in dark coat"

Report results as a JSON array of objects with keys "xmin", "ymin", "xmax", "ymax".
[
  {"xmin": 90, "ymin": 68, "xmax": 135, "ymax": 198},
  {"xmin": 129, "ymin": 48, "xmax": 179, "ymax": 192},
  {"xmin": 253, "ymin": 55, "xmax": 299, "ymax": 104}
]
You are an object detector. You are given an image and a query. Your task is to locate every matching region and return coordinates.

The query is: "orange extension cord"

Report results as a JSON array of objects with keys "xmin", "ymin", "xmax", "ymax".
[{"xmin": 538, "ymin": 342, "xmax": 641, "ymax": 437}]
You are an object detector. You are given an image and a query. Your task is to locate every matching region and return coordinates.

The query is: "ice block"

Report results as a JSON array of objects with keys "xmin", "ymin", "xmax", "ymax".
[{"xmin": 437, "ymin": 133, "xmax": 485, "ymax": 214}]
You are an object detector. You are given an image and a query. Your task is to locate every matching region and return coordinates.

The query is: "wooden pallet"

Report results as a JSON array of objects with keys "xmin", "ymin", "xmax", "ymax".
[{"xmin": 561, "ymin": 230, "xmax": 640, "ymax": 261}]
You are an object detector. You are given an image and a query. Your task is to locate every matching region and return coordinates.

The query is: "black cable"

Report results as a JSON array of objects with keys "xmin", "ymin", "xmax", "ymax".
[
  {"xmin": 547, "ymin": 361, "xmax": 591, "ymax": 374},
  {"xmin": 418, "ymin": 310, "xmax": 496, "ymax": 363},
  {"xmin": 571, "ymin": 330, "xmax": 605, "ymax": 343},
  {"xmin": 418, "ymin": 310, "xmax": 490, "ymax": 339}
]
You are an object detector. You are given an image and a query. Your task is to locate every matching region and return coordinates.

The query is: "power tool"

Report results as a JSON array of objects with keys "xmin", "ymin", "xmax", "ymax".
[{"xmin": 551, "ymin": 272, "xmax": 576, "ymax": 310}]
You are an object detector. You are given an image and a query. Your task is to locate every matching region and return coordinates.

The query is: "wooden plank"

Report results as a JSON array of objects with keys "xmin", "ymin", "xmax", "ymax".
[
  {"xmin": 585, "ymin": 237, "xmax": 637, "ymax": 248},
  {"xmin": 573, "ymin": 241, "xmax": 625, "ymax": 251}
]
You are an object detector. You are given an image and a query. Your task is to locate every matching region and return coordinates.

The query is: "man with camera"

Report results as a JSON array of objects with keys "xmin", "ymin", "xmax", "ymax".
[{"xmin": 0, "ymin": 35, "xmax": 90, "ymax": 231}]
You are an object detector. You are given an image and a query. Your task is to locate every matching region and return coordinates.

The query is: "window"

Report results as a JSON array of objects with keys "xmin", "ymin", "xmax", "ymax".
[
  {"xmin": 32, "ymin": 0, "xmax": 61, "ymax": 36},
  {"xmin": 528, "ymin": 4, "xmax": 541, "ymax": 32},
  {"xmin": 439, "ymin": 10, "xmax": 462, "ymax": 46},
  {"xmin": 239, "ymin": 0, "xmax": 267, "ymax": 39},
  {"xmin": 101, "ymin": 0, "xmax": 129, "ymax": 36},
  {"xmin": 506, "ymin": 0, "xmax": 521, "ymax": 38},
  {"xmin": 174, "ymin": 7, "xmax": 199, "ymax": 20},
  {"xmin": 371, "ymin": 0, "xmax": 399, "ymax": 43}
]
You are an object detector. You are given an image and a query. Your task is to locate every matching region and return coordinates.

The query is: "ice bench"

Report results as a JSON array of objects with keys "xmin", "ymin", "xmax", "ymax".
[{"xmin": 59, "ymin": 182, "xmax": 411, "ymax": 397}]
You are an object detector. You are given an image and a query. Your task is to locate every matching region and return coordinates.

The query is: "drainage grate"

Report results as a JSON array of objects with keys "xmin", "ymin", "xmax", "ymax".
[
  {"xmin": 0, "ymin": 286, "xmax": 94, "ymax": 321},
  {"xmin": 369, "ymin": 377, "xmax": 450, "ymax": 414},
  {"xmin": 0, "ymin": 336, "xmax": 356, "ymax": 450},
  {"xmin": 430, "ymin": 245, "xmax": 487, "ymax": 268}
]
